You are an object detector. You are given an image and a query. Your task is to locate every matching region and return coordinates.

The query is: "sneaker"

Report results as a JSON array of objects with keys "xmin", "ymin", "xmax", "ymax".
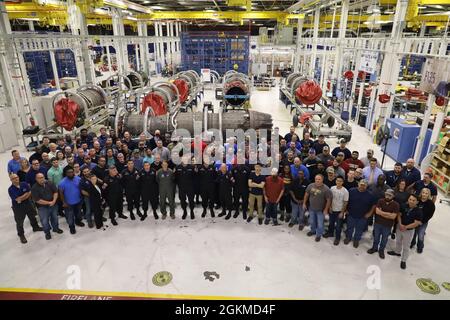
[
  {"xmin": 315, "ymin": 236, "xmax": 321, "ymax": 242},
  {"xmin": 288, "ymin": 223, "xmax": 294, "ymax": 228},
  {"xmin": 279, "ymin": 215, "xmax": 285, "ymax": 222},
  {"xmin": 391, "ymin": 233, "xmax": 396, "ymax": 240},
  {"xmin": 379, "ymin": 250, "xmax": 385, "ymax": 259},
  {"xmin": 400, "ymin": 261, "xmax": 406, "ymax": 270},
  {"xmin": 247, "ymin": 216, "xmax": 253, "ymax": 223},
  {"xmin": 417, "ymin": 247, "xmax": 423, "ymax": 254},
  {"xmin": 353, "ymin": 240, "xmax": 359, "ymax": 248},
  {"xmin": 323, "ymin": 232, "xmax": 332, "ymax": 239},
  {"xmin": 88, "ymin": 221, "xmax": 94, "ymax": 228},
  {"xmin": 258, "ymin": 218, "xmax": 263, "ymax": 225},
  {"xmin": 273, "ymin": 221, "xmax": 280, "ymax": 226},
  {"xmin": 307, "ymin": 231, "xmax": 315, "ymax": 237},
  {"xmin": 19, "ymin": 235, "xmax": 27, "ymax": 244},
  {"xmin": 118, "ymin": 214, "xmax": 128, "ymax": 219},
  {"xmin": 387, "ymin": 251, "xmax": 401, "ymax": 257},
  {"xmin": 367, "ymin": 248, "xmax": 377, "ymax": 254},
  {"xmin": 70, "ymin": 227, "xmax": 76, "ymax": 234},
  {"xmin": 233, "ymin": 211, "xmax": 239, "ymax": 219},
  {"xmin": 53, "ymin": 228, "xmax": 63, "ymax": 234},
  {"xmin": 33, "ymin": 226, "xmax": 43, "ymax": 232},
  {"xmin": 333, "ymin": 239, "xmax": 340, "ymax": 246},
  {"xmin": 75, "ymin": 221, "xmax": 85, "ymax": 227},
  {"xmin": 141, "ymin": 213, "xmax": 148, "ymax": 221},
  {"xmin": 343, "ymin": 238, "xmax": 351, "ymax": 245},
  {"xmin": 111, "ymin": 219, "xmax": 118, "ymax": 226},
  {"xmin": 298, "ymin": 225, "xmax": 304, "ymax": 231},
  {"xmin": 45, "ymin": 233, "xmax": 51, "ymax": 240},
  {"xmin": 161, "ymin": 214, "xmax": 167, "ymax": 220},
  {"xmin": 264, "ymin": 219, "xmax": 270, "ymax": 225}
]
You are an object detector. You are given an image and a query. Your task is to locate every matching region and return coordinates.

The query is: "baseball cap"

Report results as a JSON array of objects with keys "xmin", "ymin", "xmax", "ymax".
[{"xmin": 385, "ymin": 189, "xmax": 395, "ymax": 197}]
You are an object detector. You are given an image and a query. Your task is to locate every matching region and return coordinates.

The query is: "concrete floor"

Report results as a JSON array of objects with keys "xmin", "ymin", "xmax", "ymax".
[{"xmin": 1, "ymin": 81, "xmax": 449, "ymax": 299}]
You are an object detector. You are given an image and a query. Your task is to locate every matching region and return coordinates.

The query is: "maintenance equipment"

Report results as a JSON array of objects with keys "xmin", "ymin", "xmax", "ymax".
[
  {"xmin": 216, "ymin": 70, "xmax": 252, "ymax": 111},
  {"xmin": 280, "ymin": 72, "xmax": 352, "ymax": 141}
]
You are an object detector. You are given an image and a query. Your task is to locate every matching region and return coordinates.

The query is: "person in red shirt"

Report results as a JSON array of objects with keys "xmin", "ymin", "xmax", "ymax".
[
  {"xmin": 264, "ymin": 168, "xmax": 284, "ymax": 226},
  {"xmin": 342, "ymin": 151, "xmax": 364, "ymax": 174},
  {"xmin": 191, "ymin": 135, "xmax": 207, "ymax": 157}
]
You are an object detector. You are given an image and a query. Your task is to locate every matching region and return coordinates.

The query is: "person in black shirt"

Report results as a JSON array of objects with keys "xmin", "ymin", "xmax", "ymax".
[
  {"xmin": 324, "ymin": 167, "xmax": 337, "ymax": 188},
  {"xmin": 388, "ymin": 194, "xmax": 423, "ymax": 269},
  {"xmin": 92, "ymin": 156, "xmax": 107, "ymax": 184},
  {"xmin": 310, "ymin": 161, "xmax": 326, "ymax": 181},
  {"xmin": 175, "ymin": 157, "xmax": 196, "ymax": 220},
  {"xmin": 289, "ymin": 170, "xmax": 309, "ymax": 229},
  {"xmin": 344, "ymin": 169, "xmax": 358, "ymax": 190},
  {"xmin": 41, "ymin": 137, "xmax": 51, "ymax": 154},
  {"xmin": 303, "ymin": 149, "xmax": 319, "ymax": 177},
  {"xmin": 103, "ymin": 165, "xmax": 127, "ymax": 225},
  {"xmin": 232, "ymin": 164, "xmax": 251, "ymax": 219},
  {"xmin": 86, "ymin": 174, "xmax": 104, "ymax": 229},
  {"xmin": 284, "ymin": 126, "xmax": 296, "ymax": 142},
  {"xmin": 29, "ymin": 146, "xmax": 43, "ymax": 164},
  {"xmin": 121, "ymin": 160, "xmax": 142, "ymax": 220},
  {"xmin": 410, "ymin": 188, "xmax": 435, "ymax": 254},
  {"xmin": 247, "ymin": 164, "xmax": 265, "ymax": 224},
  {"xmin": 216, "ymin": 163, "xmax": 234, "ymax": 219},
  {"xmin": 331, "ymin": 138, "xmax": 352, "ymax": 160},
  {"xmin": 385, "ymin": 162, "xmax": 404, "ymax": 188},
  {"xmin": 151, "ymin": 153, "xmax": 162, "ymax": 172},
  {"xmin": 279, "ymin": 164, "xmax": 293, "ymax": 222},
  {"xmin": 140, "ymin": 162, "xmax": 159, "ymax": 221},
  {"xmin": 312, "ymin": 135, "xmax": 329, "ymax": 155},
  {"xmin": 197, "ymin": 157, "xmax": 217, "ymax": 218}
]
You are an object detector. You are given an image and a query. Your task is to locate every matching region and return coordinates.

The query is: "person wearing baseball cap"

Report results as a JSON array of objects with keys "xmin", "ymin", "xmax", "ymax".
[
  {"xmin": 263, "ymin": 167, "xmax": 284, "ymax": 226},
  {"xmin": 331, "ymin": 138, "xmax": 352, "ymax": 160},
  {"xmin": 303, "ymin": 148, "xmax": 319, "ymax": 177},
  {"xmin": 317, "ymin": 145, "xmax": 335, "ymax": 164},
  {"xmin": 324, "ymin": 167, "xmax": 337, "ymax": 188},
  {"xmin": 344, "ymin": 179, "xmax": 377, "ymax": 248},
  {"xmin": 367, "ymin": 189, "xmax": 400, "ymax": 259}
]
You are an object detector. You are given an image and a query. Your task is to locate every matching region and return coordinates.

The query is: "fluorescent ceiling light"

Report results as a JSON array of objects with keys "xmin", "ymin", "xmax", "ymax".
[
  {"xmin": 384, "ymin": 10, "xmax": 394, "ymax": 14},
  {"xmin": 94, "ymin": 8, "xmax": 109, "ymax": 15},
  {"xmin": 127, "ymin": 16, "xmax": 138, "ymax": 21},
  {"xmin": 150, "ymin": 6, "xmax": 167, "ymax": 10},
  {"xmin": 19, "ymin": 18, "xmax": 40, "ymax": 21},
  {"xmin": 143, "ymin": 1, "xmax": 150, "ymax": 3},
  {"xmin": 205, "ymin": 9, "xmax": 216, "ymax": 12},
  {"xmin": 418, "ymin": 6, "xmax": 427, "ymax": 9}
]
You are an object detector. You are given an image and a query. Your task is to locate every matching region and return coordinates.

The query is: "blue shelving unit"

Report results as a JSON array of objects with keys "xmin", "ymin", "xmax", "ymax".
[
  {"xmin": 55, "ymin": 49, "xmax": 77, "ymax": 78},
  {"xmin": 181, "ymin": 31, "xmax": 249, "ymax": 75},
  {"xmin": 24, "ymin": 51, "xmax": 53, "ymax": 90}
]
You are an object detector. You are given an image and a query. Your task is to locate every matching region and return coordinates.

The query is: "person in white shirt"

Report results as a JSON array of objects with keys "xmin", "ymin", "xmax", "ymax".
[{"xmin": 324, "ymin": 176, "xmax": 349, "ymax": 245}]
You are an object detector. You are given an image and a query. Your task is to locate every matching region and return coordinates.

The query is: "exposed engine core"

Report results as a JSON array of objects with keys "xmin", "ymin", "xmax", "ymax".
[{"xmin": 222, "ymin": 71, "xmax": 251, "ymax": 107}]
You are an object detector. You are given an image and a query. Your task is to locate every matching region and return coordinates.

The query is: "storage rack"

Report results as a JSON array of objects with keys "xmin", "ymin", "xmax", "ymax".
[
  {"xmin": 181, "ymin": 31, "xmax": 249, "ymax": 75},
  {"xmin": 430, "ymin": 124, "xmax": 450, "ymax": 195}
]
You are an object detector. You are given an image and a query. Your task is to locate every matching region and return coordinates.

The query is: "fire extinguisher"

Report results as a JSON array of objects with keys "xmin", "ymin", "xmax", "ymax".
[{"xmin": 30, "ymin": 117, "xmax": 36, "ymax": 126}]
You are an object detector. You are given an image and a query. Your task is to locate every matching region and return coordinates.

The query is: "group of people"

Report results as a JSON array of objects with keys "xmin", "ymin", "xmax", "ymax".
[{"xmin": 7, "ymin": 126, "xmax": 436, "ymax": 270}]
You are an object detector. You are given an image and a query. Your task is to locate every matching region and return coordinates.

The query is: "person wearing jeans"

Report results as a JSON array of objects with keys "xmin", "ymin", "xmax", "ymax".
[
  {"xmin": 367, "ymin": 189, "xmax": 399, "ymax": 259},
  {"xmin": 388, "ymin": 194, "xmax": 423, "ymax": 270},
  {"xmin": 59, "ymin": 167, "xmax": 84, "ymax": 234},
  {"xmin": 289, "ymin": 170, "xmax": 309, "ymax": 230},
  {"xmin": 410, "ymin": 188, "xmax": 435, "ymax": 254},
  {"xmin": 80, "ymin": 166, "xmax": 94, "ymax": 228},
  {"xmin": 325, "ymin": 176, "xmax": 349, "ymax": 245},
  {"xmin": 263, "ymin": 168, "xmax": 284, "ymax": 226},
  {"xmin": 31, "ymin": 173, "xmax": 63, "ymax": 240},
  {"xmin": 344, "ymin": 179, "xmax": 376, "ymax": 248},
  {"xmin": 303, "ymin": 174, "xmax": 332, "ymax": 242}
]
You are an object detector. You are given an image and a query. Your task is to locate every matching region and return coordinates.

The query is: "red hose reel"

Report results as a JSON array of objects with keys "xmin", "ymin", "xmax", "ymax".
[
  {"xmin": 295, "ymin": 80, "xmax": 322, "ymax": 105},
  {"xmin": 54, "ymin": 98, "xmax": 81, "ymax": 131}
]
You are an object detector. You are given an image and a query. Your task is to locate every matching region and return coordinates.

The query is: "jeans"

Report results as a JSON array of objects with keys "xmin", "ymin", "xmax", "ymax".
[
  {"xmin": 328, "ymin": 211, "xmax": 343, "ymax": 239},
  {"xmin": 346, "ymin": 215, "xmax": 367, "ymax": 241},
  {"xmin": 83, "ymin": 196, "xmax": 91, "ymax": 223},
  {"xmin": 309, "ymin": 210, "xmax": 324, "ymax": 237},
  {"xmin": 290, "ymin": 201, "xmax": 304, "ymax": 225},
  {"xmin": 265, "ymin": 202, "xmax": 278, "ymax": 222},
  {"xmin": 64, "ymin": 202, "xmax": 82, "ymax": 229},
  {"xmin": 411, "ymin": 222, "xmax": 428, "ymax": 250},
  {"xmin": 371, "ymin": 223, "xmax": 391, "ymax": 251},
  {"xmin": 37, "ymin": 205, "xmax": 59, "ymax": 234}
]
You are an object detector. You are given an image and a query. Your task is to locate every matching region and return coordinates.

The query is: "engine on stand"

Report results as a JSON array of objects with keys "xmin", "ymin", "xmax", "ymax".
[
  {"xmin": 279, "ymin": 72, "xmax": 352, "ymax": 141},
  {"xmin": 216, "ymin": 70, "xmax": 251, "ymax": 111},
  {"xmin": 169, "ymin": 70, "xmax": 203, "ymax": 112}
]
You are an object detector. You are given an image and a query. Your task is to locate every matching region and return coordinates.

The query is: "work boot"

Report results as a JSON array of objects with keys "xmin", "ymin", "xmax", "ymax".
[
  {"xmin": 141, "ymin": 212, "xmax": 148, "ymax": 221},
  {"xmin": 70, "ymin": 227, "xmax": 76, "ymax": 234},
  {"xmin": 333, "ymin": 239, "xmax": 340, "ymax": 246},
  {"xmin": 379, "ymin": 250, "xmax": 385, "ymax": 259},
  {"xmin": 387, "ymin": 251, "xmax": 401, "ymax": 257},
  {"xmin": 400, "ymin": 261, "xmax": 406, "ymax": 270},
  {"xmin": 45, "ymin": 233, "xmax": 51, "ymax": 240},
  {"xmin": 88, "ymin": 221, "xmax": 94, "ymax": 228},
  {"xmin": 247, "ymin": 216, "xmax": 253, "ymax": 223},
  {"xmin": 298, "ymin": 224, "xmax": 305, "ymax": 231},
  {"xmin": 242, "ymin": 211, "xmax": 247, "ymax": 220},
  {"xmin": 190, "ymin": 210, "xmax": 195, "ymax": 220},
  {"xmin": 225, "ymin": 211, "xmax": 232, "ymax": 220},
  {"xmin": 111, "ymin": 219, "xmax": 118, "ymax": 226},
  {"xmin": 161, "ymin": 214, "xmax": 167, "ymax": 220},
  {"xmin": 307, "ymin": 231, "xmax": 315, "ymax": 237},
  {"xmin": 210, "ymin": 208, "xmax": 215, "ymax": 218},
  {"xmin": 343, "ymin": 238, "xmax": 351, "ymax": 245},
  {"xmin": 353, "ymin": 240, "xmax": 359, "ymax": 248},
  {"xmin": 264, "ymin": 219, "xmax": 270, "ymax": 225},
  {"xmin": 367, "ymin": 248, "xmax": 377, "ymax": 254},
  {"xmin": 182, "ymin": 209, "xmax": 188, "ymax": 220},
  {"xmin": 233, "ymin": 210, "xmax": 239, "ymax": 219},
  {"xmin": 153, "ymin": 210, "xmax": 159, "ymax": 220},
  {"xmin": 19, "ymin": 235, "xmax": 27, "ymax": 244},
  {"xmin": 258, "ymin": 218, "xmax": 263, "ymax": 225},
  {"xmin": 315, "ymin": 236, "xmax": 321, "ymax": 242},
  {"xmin": 201, "ymin": 209, "xmax": 207, "ymax": 218},
  {"xmin": 323, "ymin": 232, "xmax": 333, "ymax": 239},
  {"xmin": 218, "ymin": 210, "xmax": 226, "ymax": 218},
  {"xmin": 118, "ymin": 213, "xmax": 128, "ymax": 219},
  {"xmin": 75, "ymin": 220, "xmax": 85, "ymax": 227},
  {"xmin": 273, "ymin": 220, "xmax": 280, "ymax": 226},
  {"xmin": 170, "ymin": 213, "xmax": 175, "ymax": 219},
  {"xmin": 130, "ymin": 213, "xmax": 136, "ymax": 220}
]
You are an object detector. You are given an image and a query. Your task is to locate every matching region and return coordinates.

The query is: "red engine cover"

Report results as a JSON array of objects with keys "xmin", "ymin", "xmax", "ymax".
[
  {"xmin": 295, "ymin": 80, "xmax": 322, "ymax": 105},
  {"xmin": 141, "ymin": 92, "xmax": 167, "ymax": 116},
  {"xmin": 358, "ymin": 71, "xmax": 366, "ymax": 80},
  {"xmin": 54, "ymin": 98, "xmax": 80, "ymax": 131},
  {"xmin": 173, "ymin": 78, "xmax": 189, "ymax": 104},
  {"xmin": 435, "ymin": 96, "xmax": 446, "ymax": 106},
  {"xmin": 378, "ymin": 94, "xmax": 390, "ymax": 104},
  {"xmin": 343, "ymin": 70, "xmax": 354, "ymax": 80}
]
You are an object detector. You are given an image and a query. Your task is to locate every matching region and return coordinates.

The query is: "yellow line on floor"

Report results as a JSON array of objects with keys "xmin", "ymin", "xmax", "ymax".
[{"xmin": 0, "ymin": 287, "xmax": 280, "ymax": 300}]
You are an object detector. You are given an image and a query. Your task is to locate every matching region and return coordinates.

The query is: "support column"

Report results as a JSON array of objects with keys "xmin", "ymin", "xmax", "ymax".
[
  {"xmin": 49, "ymin": 51, "xmax": 61, "ymax": 90},
  {"xmin": 294, "ymin": 17, "xmax": 303, "ymax": 73},
  {"xmin": 112, "ymin": 8, "xmax": 129, "ymax": 74},
  {"xmin": 158, "ymin": 22, "xmax": 165, "ymax": 68},
  {"xmin": 413, "ymin": 94, "xmax": 434, "ymax": 164},
  {"xmin": 137, "ymin": 21, "xmax": 149, "ymax": 74},
  {"xmin": 167, "ymin": 22, "xmax": 173, "ymax": 66},
  {"xmin": 310, "ymin": 8, "xmax": 320, "ymax": 78},
  {"xmin": 28, "ymin": 20, "xmax": 35, "ymax": 32},
  {"xmin": 334, "ymin": 0, "xmax": 349, "ymax": 87}
]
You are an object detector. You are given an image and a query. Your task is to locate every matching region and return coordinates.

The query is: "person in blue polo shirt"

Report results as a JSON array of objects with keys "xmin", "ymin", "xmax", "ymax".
[
  {"xmin": 8, "ymin": 174, "xmax": 42, "ymax": 243},
  {"xmin": 402, "ymin": 158, "xmax": 421, "ymax": 187},
  {"xmin": 26, "ymin": 159, "xmax": 48, "ymax": 186},
  {"xmin": 7, "ymin": 150, "xmax": 25, "ymax": 175},
  {"xmin": 407, "ymin": 172, "xmax": 437, "ymax": 203},
  {"xmin": 290, "ymin": 157, "xmax": 310, "ymax": 181},
  {"xmin": 59, "ymin": 167, "xmax": 84, "ymax": 234}
]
